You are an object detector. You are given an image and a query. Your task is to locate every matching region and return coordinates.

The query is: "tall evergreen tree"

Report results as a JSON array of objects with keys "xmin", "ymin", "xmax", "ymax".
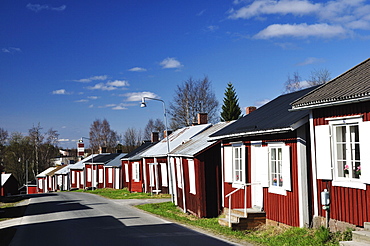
[{"xmin": 220, "ymin": 82, "xmax": 242, "ymax": 121}]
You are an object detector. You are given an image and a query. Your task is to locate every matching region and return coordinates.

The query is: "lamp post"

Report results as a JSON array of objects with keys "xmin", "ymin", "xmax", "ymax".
[{"xmin": 141, "ymin": 97, "xmax": 174, "ymax": 203}]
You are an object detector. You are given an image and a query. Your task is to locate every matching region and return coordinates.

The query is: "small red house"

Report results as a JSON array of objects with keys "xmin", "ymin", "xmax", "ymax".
[
  {"xmin": 209, "ymin": 86, "xmax": 318, "ymax": 228},
  {"xmin": 140, "ymin": 119, "xmax": 211, "ymax": 195},
  {"xmin": 291, "ymin": 58, "xmax": 370, "ymax": 230},
  {"xmin": 69, "ymin": 154, "xmax": 98, "ymax": 190},
  {"xmin": 121, "ymin": 140, "xmax": 158, "ymax": 192},
  {"xmin": 36, "ymin": 167, "xmax": 57, "ymax": 193},
  {"xmin": 103, "ymin": 153, "xmax": 126, "ymax": 189},
  {"xmin": 1, "ymin": 173, "xmax": 19, "ymax": 196},
  {"xmin": 169, "ymin": 121, "xmax": 232, "ymax": 218}
]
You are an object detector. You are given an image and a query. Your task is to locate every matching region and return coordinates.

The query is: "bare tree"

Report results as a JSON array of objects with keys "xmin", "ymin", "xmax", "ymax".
[
  {"xmin": 143, "ymin": 118, "xmax": 165, "ymax": 140},
  {"xmin": 89, "ymin": 119, "xmax": 118, "ymax": 153},
  {"xmin": 284, "ymin": 69, "xmax": 331, "ymax": 93},
  {"xmin": 169, "ymin": 76, "xmax": 219, "ymax": 129},
  {"xmin": 307, "ymin": 68, "xmax": 331, "ymax": 86},
  {"xmin": 122, "ymin": 127, "xmax": 142, "ymax": 153}
]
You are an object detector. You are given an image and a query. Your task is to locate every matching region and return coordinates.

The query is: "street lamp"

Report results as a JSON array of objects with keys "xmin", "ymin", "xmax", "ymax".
[{"xmin": 141, "ymin": 97, "xmax": 174, "ymax": 203}]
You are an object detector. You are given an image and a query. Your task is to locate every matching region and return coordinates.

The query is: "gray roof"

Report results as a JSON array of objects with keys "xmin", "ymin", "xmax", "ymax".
[
  {"xmin": 68, "ymin": 154, "xmax": 99, "ymax": 170},
  {"xmin": 169, "ymin": 122, "xmax": 233, "ymax": 157},
  {"xmin": 291, "ymin": 58, "xmax": 370, "ymax": 110},
  {"xmin": 140, "ymin": 124, "xmax": 211, "ymax": 158},
  {"xmin": 209, "ymin": 86, "xmax": 318, "ymax": 140},
  {"xmin": 121, "ymin": 141, "xmax": 158, "ymax": 161},
  {"xmin": 36, "ymin": 167, "xmax": 57, "ymax": 178},
  {"xmin": 104, "ymin": 153, "xmax": 126, "ymax": 167}
]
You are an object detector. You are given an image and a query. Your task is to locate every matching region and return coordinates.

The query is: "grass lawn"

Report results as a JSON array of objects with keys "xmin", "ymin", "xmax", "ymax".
[
  {"xmin": 136, "ymin": 201, "xmax": 353, "ymax": 246},
  {"xmin": 73, "ymin": 187, "xmax": 171, "ymax": 200}
]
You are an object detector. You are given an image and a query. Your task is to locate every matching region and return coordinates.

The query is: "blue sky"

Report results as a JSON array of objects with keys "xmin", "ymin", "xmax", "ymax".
[{"xmin": 1, "ymin": 0, "xmax": 370, "ymax": 148}]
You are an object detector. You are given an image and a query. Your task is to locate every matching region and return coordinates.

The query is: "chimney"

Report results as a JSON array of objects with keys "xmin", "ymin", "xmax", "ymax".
[
  {"xmin": 198, "ymin": 113, "xmax": 208, "ymax": 125},
  {"xmin": 99, "ymin": 146, "xmax": 107, "ymax": 154},
  {"xmin": 151, "ymin": 132, "xmax": 159, "ymax": 143},
  {"xmin": 246, "ymin": 106, "xmax": 257, "ymax": 115},
  {"xmin": 163, "ymin": 130, "xmax": 172, "ymax": 138}
]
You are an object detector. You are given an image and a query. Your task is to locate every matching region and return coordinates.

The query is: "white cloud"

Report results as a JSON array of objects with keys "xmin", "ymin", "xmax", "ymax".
[
  {"xmin": 88, "ymin": 96, "xmax": 99, "ymax": 100},
  {"xmin": 26, "ymin": 3, "xmax": 66, "ymax": 12},
  {"xmin": 112, "ymin": 105, "xmax": 127, "ymax": 110},
  {"xmin": 207, "ymin": 25, "xmax": 219, "ymax": 31},
  {"xmin": 228, "ymin": 0, "xmax": 321, "ymax": 19},
  {"xmin": 254, "ymin": 23, "xmax": 347, "ymax": 39},
  {"xmin": 58, "ymin": 139, "xmax": 70, "ymax": 142},
  {"xmin": 2, "ymin": 47, "xmax": 21, "ymax": 53},
  {"xmin": 88, "ymin": 80, "xmax": 129, "ymax": 91},
  {"xmin": 296, "ymin": 57, "xmax": 325, "ymax": 66},
  {"xmin": 255, "ymin": 99, "xmax": 270, "ymax": 107},
  {"xmin": 122, "ymin": 91, "xmax": 159, "ymax": 102},
  {"xmin": 160, "ymin": 57, "xmax": 183, "ymax": 69},
  {"xmin": 52, "ymin": 89, "xmax": 71, "ymax": 95},
  {"xmin": 75, "ymin": 99, "xmax": 88, "ymax": 103},
  {"xmin": 74, "ymin": 75, "xmax": 108, "ymax": 83},
  {"xmin": 128, "ymin": 67, "xmax": 147, "ymax": 72}
]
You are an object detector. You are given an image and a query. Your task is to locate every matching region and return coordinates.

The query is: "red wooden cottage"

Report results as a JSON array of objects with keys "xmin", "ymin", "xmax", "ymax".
[
  {"xmin": 104, "ymin": 153, "xmax": 126, "ymax": 189},
  {"xmin": 291, "ymin": 58, "xmax": 370, "ymax": 230},
  {"xmin": 84, "ymin": 153, "xmax": 123, "ymax": 189},
  {"xmin": 140, "ymin": 120, "xmax": 211, "ymax": 195},
  {"xmin": 169, "ymin": 121, "xmax": 233, "ymax": 218},
  {"xmin": 121, "ymin": 140, "xmax": 158, "ymax": 193},
  {"xmin": 209, "ymin": 86, "xmax": 318, "ymax": 229},
  {"xmin": 1, "ymin": 173, "xmax": 19, "ymax": 196},
  {"xmin": 36, "ymin": 166, "xmax": 58, "ymax": 193},
  {"xmin": 69, "ymin": 154, "xmax": 98, "ymax": 190}
]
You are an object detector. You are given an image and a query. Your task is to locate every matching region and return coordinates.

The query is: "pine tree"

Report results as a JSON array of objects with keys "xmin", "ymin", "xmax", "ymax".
[{"xmin": 220, "ymin": 82, "xmax": 242, "ymax": 121}]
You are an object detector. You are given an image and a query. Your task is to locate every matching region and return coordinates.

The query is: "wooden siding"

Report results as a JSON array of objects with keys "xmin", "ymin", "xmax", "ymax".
[
  {"xmin": 222, "ymin": 131, "xmax": 308, "ymax": 227},
  {"xmin": 313, "ymin": 101, "xmax": 370, "ymax": 126},
  {"xmin": 317, "ymin": 180, "xmax": 370, "ymax": 226},
  {"xmin": 143, "ymin": 157, "xmax": 169, "ymax": 194}
]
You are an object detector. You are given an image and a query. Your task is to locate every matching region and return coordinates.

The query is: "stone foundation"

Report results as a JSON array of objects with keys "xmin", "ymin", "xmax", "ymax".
[{"xmin": 313, "ymin": 216, "xmax": 358, "ymax": 232}]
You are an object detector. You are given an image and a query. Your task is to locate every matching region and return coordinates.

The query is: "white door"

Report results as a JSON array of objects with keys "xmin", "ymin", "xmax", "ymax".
[{"xmin": 251, "ymin": 145, "xmax": 264, "ymax": 211}]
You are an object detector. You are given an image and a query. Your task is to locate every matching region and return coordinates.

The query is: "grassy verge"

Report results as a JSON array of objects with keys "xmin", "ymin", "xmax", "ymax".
[
  {"xmin": 72, "ymin": 187, "xmax": 171, "ymax": 200},
  {"xmin": 136, "ymin": 202, "xmax": 353, "ymax": 246}
]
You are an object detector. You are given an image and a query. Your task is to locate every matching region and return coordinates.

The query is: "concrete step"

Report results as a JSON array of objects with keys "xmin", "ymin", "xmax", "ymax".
[
  {"xmin": 353, "ymin": 231, "xmax": 370, "ymax": 244},
  {"xmin": 340, "ymin": 241, "xmax": 370, "ymax": 246},
  {"xmin": 365, "ymin": 222, "xmax": 370, "ymax": 231}
]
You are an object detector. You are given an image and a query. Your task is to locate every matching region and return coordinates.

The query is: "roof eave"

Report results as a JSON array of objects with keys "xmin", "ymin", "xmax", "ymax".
[
  {"xmin": 291, "ymin": 96, "xmax": 370, "ymax": 111},
  {"xmin": 208, "ymin": 127, "xmax": 294, "ymax": 141}
]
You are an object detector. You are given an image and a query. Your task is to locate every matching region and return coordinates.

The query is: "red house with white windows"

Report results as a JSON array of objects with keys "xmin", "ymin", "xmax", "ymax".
[
  {"xmin": 104, "ymin": 153, "xmax": 126, "ymax": 189},
  {"xmin": 209, "ymin": 86, "xmax": 318, "ymax": 229},
  {"xmin": 169, "ymin": 121, "xmax": 233, "ymax": 218},
  {"xmin": 69, "ymin": 154, "xmax": 97, "ymax": 190},
  {"xmin": 121, "ymin": 140, "xmax": 158, "ymax": 193},
  {"xmin": 291, "ymin": 58, "xmax": 370, "ymax": 230}
]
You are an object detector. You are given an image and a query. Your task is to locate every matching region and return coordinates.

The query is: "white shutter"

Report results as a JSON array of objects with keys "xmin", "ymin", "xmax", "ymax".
[
  {"xmin": 188, "ymin": 159, "xmax": 196, "ymax": 194},
  {"xmin": 282, "ymin": 145, "xmax": 291, "ymax": 191},
  {"xmin": 108, "ymin": 168, "xmax": 113, "ymax": 183},
  {"xmin": 160, "ymin": 163, "xmax": 168, "ymax": 187},
  {"xmin": 360, "ymin": 121, "xmax": 370, "ymax": 184},
  {"xmin": 224, "ymin": 146, "xmax": 233, "ymax": 182},
  {"xmin": 315, "ymin": 125, "xmax": 333, "ymax": 180},
  {"xmin": 258, "ymin": 147, "xmax": 269, "ymax": 187},
  {"xmin": 125, "ymin": 164, "xmax": 129, "ymax": 182}
]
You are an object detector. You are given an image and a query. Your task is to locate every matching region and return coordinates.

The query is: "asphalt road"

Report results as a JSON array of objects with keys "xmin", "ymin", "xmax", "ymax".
[{"xmin": 7, "ymin": 192, "xmax": 243, "ymax": 246}]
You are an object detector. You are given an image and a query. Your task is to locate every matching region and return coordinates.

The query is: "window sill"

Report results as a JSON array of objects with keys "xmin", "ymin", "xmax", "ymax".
[
  {"xmin": 268, "ymin": 186, "xmax": 287, "ymax": 196},
  {"xmin": 232, "ymin": 182, "xmax": 246, "ymax": 189},
  {"xmin": 332, "ymin": 179, "xmax": 367, "ymax": 190}
]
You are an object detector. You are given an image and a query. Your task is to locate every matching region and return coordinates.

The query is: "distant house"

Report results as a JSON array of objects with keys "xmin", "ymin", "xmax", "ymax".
[
  {"xmin": 169, "ymin": 121, "xmax": 233, "ymax": 218},
  {"xmin": 69, "ymin": 154, "xmax": 98, "ymax": 190},
  {"xmin": 36, "ymin": 165, "xmax": 66, "ymax": 193},
  {"xmin": 291, "ymin": 58, "xmax": 370, "ymax": 230},
  {"xmin": 84, "ymin": 153, "xmax": 124, "ymax": 189},
  {"xmin": 209, "ymin": 86, "xmax": 318, "ymax": 228},
  {"xmin": 140, "ymin": 116, "xmax": 211, "ymax": 195},
  {"xmin": 54, "ymin": 164, "xmax": 73, "ymax": 191},
  {"xmin": 103, "ymin": 153, "xmax": 126, "ymax": 189},
  {"xmin": 1, "ymin": 173, "xmax": 18, "ymax": 196},
  {"xmin": 121, "ymin": 139, "xmax": 158, "ymax": 193}
]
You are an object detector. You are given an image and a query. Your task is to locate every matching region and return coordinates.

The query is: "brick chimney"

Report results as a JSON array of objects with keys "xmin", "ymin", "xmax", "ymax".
[
  {"xmin": 151, "ymin": 132, "xmax": 159, "ymax": 143},
  {"xmin": 163, "ymin": 130, "xmax": 173, "ymax": 138},
  {"xmin": 99, "ymin": 146, "xmax": 107, "ymax": 154},
  {"xmin": 246, "ymin": 106, "xmax": 257, "ymax": 115},
  {"xmin": 198, "ymin": 113, "xmax": 208, "ymax": 125}
]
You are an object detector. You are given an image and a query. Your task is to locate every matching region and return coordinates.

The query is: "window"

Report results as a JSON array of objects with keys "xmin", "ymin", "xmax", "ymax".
[
  {"xmin": 99, "ymin": 169, "xmax": 103, "ymax": 183},
  {"xmin": 333, "ymin": 123, "xmax": 361, "ymax": 179},
  {"xmin": 125, "ymin": 164, "xmax": 129, "ymax": 182},
  {"xmin": 108, "ymin": 168, "xmax": 113, "ymax": 183},
  {"xmin": 87, "ymin": 168, "xmax": 91, "ymax": 182},
  {"xmin": 232, "ymin": 143, "xmax": 245, "ymax": 185},
  {"xmin": 132, "ymin": 162, "xmax": 140, "ymax": 182},
  {"xmin": 188, "ymin": 159, "xmax": 196, "ymax": 194},
  {"xmin": 270, "ymin": 147, "xmax": 283, "ymax": 187},
  {"xmin": 149, "ymin": 163, "xmax": 155, "ymax": 187},
  {"xmin": 176, "ymin": 158, "xmax": 183, "ymax": 188}
]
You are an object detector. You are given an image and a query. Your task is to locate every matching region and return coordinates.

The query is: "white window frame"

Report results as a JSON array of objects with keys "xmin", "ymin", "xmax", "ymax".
[
  {"xmin": 328, "ymin": 116, "xmax": 367, "ymax": 189},
  {"xmin": 87, "ymin": 168, "xmax": 91, "ymax": 182},
  {"xmin": 108, "ymin": 168, "xmax": 113, "ymax": 183},
  {"xmin": 231, "ymin": 143, "xmax": 246, "ymax": 188},
  {"xmin": 125, "ymin": 164, "xmax": 129, "ymax": 182},
  {"xmin": 132, "ymin": 162, "xmax": 140, "ymax": 182},
  {"xmin": 176, "ymin": 158, "xmax": 183, "ymax": 188},
  {"xmin": 149, "ymin": 163, "xmax": 155, "ymax": 187},
  {"xmin": 99, "ymin": 168, "xmax": 103, "ymax": 183},
  {"xmin": 268, "ymin": 142, "xmax": 290, "ymax": 196}
]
